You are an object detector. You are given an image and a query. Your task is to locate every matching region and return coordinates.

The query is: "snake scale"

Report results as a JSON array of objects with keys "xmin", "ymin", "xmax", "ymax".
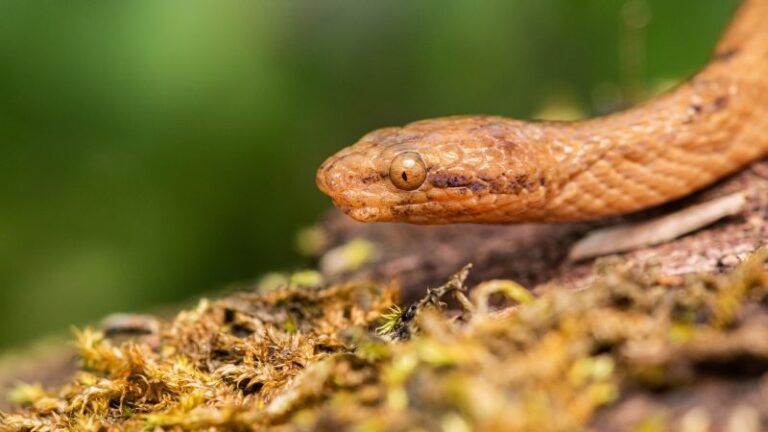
[{"xmin": 317, "ymin": 0, "xmax": 768, "ymax": 224}]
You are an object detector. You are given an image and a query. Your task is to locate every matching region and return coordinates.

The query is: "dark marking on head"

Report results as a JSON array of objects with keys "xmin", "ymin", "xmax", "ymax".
[
  {"xmin": 361, "ymin": 172, "xmax": 386, "ymax": 185},
  {"xmin": 430, "ymin": 172, "xmax": 543, "ymax": 195},
  {"xmin": 691, "ymin": 103, "xmax": 703, "ymax": 114},
  {"xmin": 684, "ymin": 104, "xmax": 702, "ymax": 124},
  {"xmin": 713, "ymin": 95, "xmax": 729, "ymax": 111},
  {"xmin": 467, "ymin": 182, "xmax": 487, "ymax": 193},
  {"xmin": 715, "ymin": 47, "xmax": 739, "ymax": 62},
  {"xmin": 514, "ymin": 174, "xmax": 530, "ymax": 191},
  {"xmin": 488, "ymin": 179, "xmax": 507, "ymax": 194},
  {"xmin": 391, "ymin": 205, "xmax": 412, "ymax": 217},
  {"xmin": 376, "ymin": 131, "xmax": 427, "ymax": 147},
  {"xmin": 506, "ymin": 174, "xmax": 542, "ymax": 194},
  {"xmin": 476, "ymin": 120, "xmax": 505, "ymax": 134},
  {"xmin": 477, "ymin": 122, "xmax": 517, "ymax": 149},
  {"xmin": 501, "ymin": 139, "xmax": 517, "ymax": 151},
  {"xmin": 430, "ymin": 173, "xmax": 473, "ymax": 189}
]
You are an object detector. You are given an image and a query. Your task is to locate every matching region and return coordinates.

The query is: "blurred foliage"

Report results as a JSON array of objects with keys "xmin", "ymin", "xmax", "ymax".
[{"xmin": 0, "ymin": 0, "xmax": 737, "ymax": 349}]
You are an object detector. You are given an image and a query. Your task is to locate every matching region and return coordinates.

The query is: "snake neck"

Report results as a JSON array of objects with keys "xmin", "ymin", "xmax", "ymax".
[{"xmin": 538, "ymin": 0, "xmax": 768, "ymax": 222}]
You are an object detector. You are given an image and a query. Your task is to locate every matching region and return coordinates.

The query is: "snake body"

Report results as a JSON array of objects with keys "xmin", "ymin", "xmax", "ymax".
[{"xmin": 317, "ymin": 0, "xmax": 768, "ymax": 224}]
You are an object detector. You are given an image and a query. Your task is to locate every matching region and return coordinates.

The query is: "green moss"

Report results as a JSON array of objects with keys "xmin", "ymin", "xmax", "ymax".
[{"xmin": 3, "ymin": 249, "xmax": 768, "ymax": 431}]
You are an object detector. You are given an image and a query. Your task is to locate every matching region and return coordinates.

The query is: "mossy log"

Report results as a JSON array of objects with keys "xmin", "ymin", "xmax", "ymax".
[{"xmin": 4, "ymin": 160, "xmax": 768, "ymax": 431}]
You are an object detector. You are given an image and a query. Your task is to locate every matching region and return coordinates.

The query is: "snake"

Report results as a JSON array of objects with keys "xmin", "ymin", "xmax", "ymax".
[{"xmin": 316, "ymin": 0, "xmax": 768, "ymax": 224}]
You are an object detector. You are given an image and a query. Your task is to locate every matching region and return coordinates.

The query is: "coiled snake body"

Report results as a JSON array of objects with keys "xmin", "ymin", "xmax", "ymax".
[{"xmin": 317, "ymin": 0, "xmax": 768, "ymax": 224}]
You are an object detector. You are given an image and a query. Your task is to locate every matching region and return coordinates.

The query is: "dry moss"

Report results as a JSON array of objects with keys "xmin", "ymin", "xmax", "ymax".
[{"xmin": 3, "ymin": 249, "xmax": 768, "ymax": 431}]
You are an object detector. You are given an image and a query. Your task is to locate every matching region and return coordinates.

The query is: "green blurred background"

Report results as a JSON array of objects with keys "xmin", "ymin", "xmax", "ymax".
[{"xmin": 0, "ymin": 0, "xmax": 738, "ymax": 350}]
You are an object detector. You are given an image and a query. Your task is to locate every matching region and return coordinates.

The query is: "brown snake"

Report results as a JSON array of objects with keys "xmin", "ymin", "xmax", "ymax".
[{"xmin": 317, "ymin": 0, "xmax": 768, "ymax": 224}]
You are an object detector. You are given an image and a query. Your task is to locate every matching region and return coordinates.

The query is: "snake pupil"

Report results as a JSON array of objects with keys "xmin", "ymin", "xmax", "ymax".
[{"xmin": 389, "ymin": 151, "xmax": 427, "ymax": 191}]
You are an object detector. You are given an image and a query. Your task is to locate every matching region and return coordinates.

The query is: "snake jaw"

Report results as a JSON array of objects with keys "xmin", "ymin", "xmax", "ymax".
[{"xmin": 347, "ymin": 206, "xmax": 391, "ymax": 222}]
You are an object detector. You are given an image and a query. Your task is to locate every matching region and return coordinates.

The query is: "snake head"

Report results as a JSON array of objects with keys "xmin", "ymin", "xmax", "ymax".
[{"xmin": 317, "ymin": 116, "xmax": 561, "ymax": 224}]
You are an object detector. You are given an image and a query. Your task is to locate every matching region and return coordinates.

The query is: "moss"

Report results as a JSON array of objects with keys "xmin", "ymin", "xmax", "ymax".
[{"xmin": 3, "ymin": 249, "xmax": 768, "ymax": 431}]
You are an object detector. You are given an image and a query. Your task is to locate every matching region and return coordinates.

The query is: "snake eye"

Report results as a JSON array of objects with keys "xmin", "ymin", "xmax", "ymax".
[{"xmin": 389, "ymin": 152, "xmax": 426, "ymax": 191}]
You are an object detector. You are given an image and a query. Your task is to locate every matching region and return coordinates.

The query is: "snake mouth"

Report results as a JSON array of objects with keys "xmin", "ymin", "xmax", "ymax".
[
  {"xmin": 316, "ymin": 162, "xmax": 399, "ymax": 222},
  {"xmin": 347, "ymin": 206, "xmax": 392, "ymax": 222}
]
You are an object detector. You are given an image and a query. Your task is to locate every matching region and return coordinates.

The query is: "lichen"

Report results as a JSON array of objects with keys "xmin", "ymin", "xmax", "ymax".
[{"xmin": 3, "ymin": 249, "xmax": 768, "ymax": 431}]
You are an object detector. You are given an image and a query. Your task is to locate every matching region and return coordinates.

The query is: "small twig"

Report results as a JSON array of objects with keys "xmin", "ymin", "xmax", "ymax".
[
  {"xmin": 387, "ymin": 263, "xmax": 473, "ymax": 340},
  {"xmin": 569, "ymin": 192, "xmax": 748, "ymax": 261}
]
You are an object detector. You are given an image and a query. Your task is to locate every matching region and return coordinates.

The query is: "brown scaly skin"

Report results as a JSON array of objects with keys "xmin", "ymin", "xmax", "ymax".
[{"xmin": 317, "ymin": 0, "xmax": 768, "ymax": 224}]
